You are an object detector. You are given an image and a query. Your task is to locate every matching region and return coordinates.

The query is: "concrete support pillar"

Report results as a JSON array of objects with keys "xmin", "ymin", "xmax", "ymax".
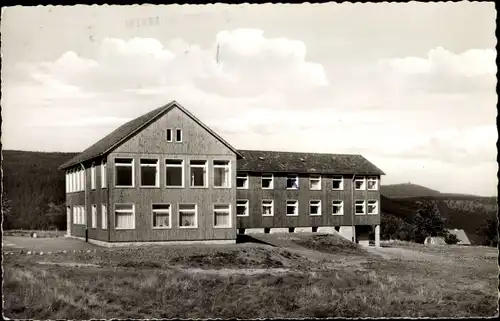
[{"xmin": 375, "ymin": 224, "xmax": 380, "ymax": 247}]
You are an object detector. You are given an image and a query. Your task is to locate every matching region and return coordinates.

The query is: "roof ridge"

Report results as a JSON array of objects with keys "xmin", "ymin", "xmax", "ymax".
[{"xmin": 237, "ymin": 149, "xmax": 363, "ymax": 157}]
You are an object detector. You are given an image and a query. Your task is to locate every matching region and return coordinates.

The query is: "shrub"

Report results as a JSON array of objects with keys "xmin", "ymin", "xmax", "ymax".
[{"xmin": 444, "ymin": 232, "xmax": 460, "ymax": 245}]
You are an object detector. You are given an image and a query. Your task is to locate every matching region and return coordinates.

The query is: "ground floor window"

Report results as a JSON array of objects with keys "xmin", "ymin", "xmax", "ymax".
[
  {"xmin": 101, "ymin": 205, "xmax": 107, "ymax": 229},
  {"xmin": 152, "ymin": 204, "xmax": 171, "ymax": 228},
  {"xmin": 179, "ymin": 204, "xmax": 197, "ymax": 228},
  {"xmin": 236, "ymin": 200, "xmax": 249, "ymax": 216},
  {"xmin": 214, "ymin": 204, "xmax": 231, "ymax": 228},
  {"xmin": 115, "ymin": 204, "xmax": 135, "ymax": 229}
]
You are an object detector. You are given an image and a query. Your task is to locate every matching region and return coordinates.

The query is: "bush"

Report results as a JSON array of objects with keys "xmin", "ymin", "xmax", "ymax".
[{"xmin": 444, "ymin": 232, "xmax": 460, "ymax": 245}]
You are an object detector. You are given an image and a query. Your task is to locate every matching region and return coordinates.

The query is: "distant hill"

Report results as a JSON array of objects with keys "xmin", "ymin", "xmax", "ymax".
[
  {"xmin": 380, "ymin": 183, "xmax": 442, "ymax": 198},
  {"xmin": 2, "ymin": 150, "xmax": 77, "ymax": 229},
  {"xmin": 381, "ymin": 194, "xmax": 497, "ymax": 245}
]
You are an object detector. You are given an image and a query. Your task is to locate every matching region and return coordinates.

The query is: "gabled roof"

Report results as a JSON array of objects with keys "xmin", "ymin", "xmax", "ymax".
[
  {"xmin": 59, "ymin": 101, "xmax": 242, "ymax": 170},
  {"xmin": 236, "ymin": 149, "xmax": 385, "ymax": 175},
  {"xmin": 446, "ymin": 229, "xmax": 471, "ymax": 245}
]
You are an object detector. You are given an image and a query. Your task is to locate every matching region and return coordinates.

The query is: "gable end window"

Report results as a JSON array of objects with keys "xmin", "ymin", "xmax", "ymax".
[
  {"xmin": 179, "ymin": 204, "xmax": 197, "ymax": 228},
  {"xmin": 214, "ymin": 160, "xmax": 231, "ymax": 188},
  {"xmin": 115, "ymin": 204, "xmax": 135, "ymax": 229},
  {"xmin": 166, "ymin": 129, "xmax": 172, "ymax": 142},
  {"xmin": 214, "ymin": 204, "xmax": 231, "ymax": 228},
  {"xmin": 152, "ymin": 204, "xmax": 171, "ymax": 228},
  {"xmin": 140, "ymin": 159, "xmax": 159, "ymax": 187},
  {"xmin": 176, "ymin": 129, "xmax": 182, "ymax": 143},
  {"xmin": 190, "ymin": 160, "xmax": 207, "ymax": 187},
  {"xmin": 115, "ymin": 158, "xmax": 134, "ymax": 187},
  {"xmin": 166, "ymin": 159, "xmax": 184, "ymax": 187}
]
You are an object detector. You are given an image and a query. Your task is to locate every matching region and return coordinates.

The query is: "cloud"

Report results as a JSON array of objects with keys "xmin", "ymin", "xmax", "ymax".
[
  {"xmin": 376, "ymin": 125, "xmax": 497, "ymax": 165},
  {"xmin": 14, "ymin": 30, "xmax": 328, "ymax": 99},
  {"xmin": 379, "ymin": 47, "xmax": 497, "ymax": 93}
]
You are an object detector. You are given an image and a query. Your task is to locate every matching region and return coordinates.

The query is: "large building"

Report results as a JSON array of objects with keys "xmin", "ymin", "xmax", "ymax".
[{"xmin": 59, "ymin": 101, "xmax": 384, "ymax": 247}]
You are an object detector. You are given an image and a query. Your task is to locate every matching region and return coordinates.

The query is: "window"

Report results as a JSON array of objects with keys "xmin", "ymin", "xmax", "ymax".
[
  {"xmin": 140, "ymin": 159, "xmax": 159, "ymax": 187},
  {"xmin": 152, "ymin": 204, "xmax": 171, "ymax": 228},
  {"xmin": 287, "ymin": 174, "xmax": 299, "ymax": 189},
  {"xmin": 367, "ymin": 177, "xmax": 378, "ymax": 190},
  {"xmin": 213, "ymin": 160, "xmax": 231, "ymax": 188},
  {"xmin": 68, "ymin": 171, "xmax": 72, "ymax": 193},
  {"xmin": 101, "ymin": 160, "xmax": 107, "ymax": 188},
  {"xmin": 166, "ymin": 159, "xmax": 184, "ymax": 187},
  {"xmin": 166, "ymin": 128, "xmax": 172, "ymax": 142},
  {"xmin": 367, "ymin": 200, "xmax": 378, "ymax": 214},
  {"xmin": 310, "ymin": 200, "xmax": 321, "ymax": 216},
  {"xmin": 91, "ymin": 204, "xmax": 97, "ymax": 228},
  {"xmin": 175, "ymin": 129, "xmax": 182, "ymax": 142},
  {"xmin": 236, "ymin": 200, "xmax": 249, "ymax": 217},
  {"xmin": 309, "ymin": 175, "xmax": 321, "ymax": 190},
  {"xmin": 115, "ymin": 158, "xmax": 134, "ymax": 187},
  {"xmin": 190, "ymin": 160, "xmax": 207, "ymax": 187},
  {"xmin": 354, "ymin": 177, "xmax": 366, "ymax": 190},
  {"xmin": 332, "ymin": 200, "xmax": 344, "ymax": 215},
  {"xmin": 75, "ymin": 169, "xmax": 80, "ymax": 192},
  {"xmin": 261, "ymin": 174, "xmax": 274, "ymax": 189},
  {"xmin": 91, "ymin": 163, "xmax": 96, "ymax": 190},
  {"xmin": 73, "ymin": 205, "xmax": 86, "ymax": 225},
  {"xmin": 178, "ymin": 204, "xmax": 197, "ymax": 228},
  {"xmin": 286, "ymin": 200, "xmax": 299, "ymax": 216},
  {"xmin": 214, "ymin": 204, "xmax": 231, "ymax": 228},
  {"xmin": 332, "ymin": 176, "xmax": 344, "ymax": 190},
  {"xmin": 115, "ymin": 204, "xmax": 135, "ymax": 229},
  {"xmin": 65, "ymin": 172, "xmax": 69, "ymax": 193},
  {"xmin": 101, "ymin": 204, "xmax": 107, "ymax": 230},
  {"xmin": 81, "ymin": 206, "xmax": 86, "ymax": 225},
  {"xmin": 355, "ymin": 200, "xmax": 366, "ymax": 215},
  {"xmin": 237, "ymin": 173, "xmax": 248, "ymax": 189},
  {"xmin": 262, "ymin": 200, "xmax": 274, "ymax": 216}
]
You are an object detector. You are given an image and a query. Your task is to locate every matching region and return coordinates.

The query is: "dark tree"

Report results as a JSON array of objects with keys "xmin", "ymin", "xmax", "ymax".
[
  {"xmin": 476, "ymin": 213, "xmax": 498, "ymax": 247},
  {"xmin": 411, "ymin": 200, "xmax": 447, "ymax": 243}
]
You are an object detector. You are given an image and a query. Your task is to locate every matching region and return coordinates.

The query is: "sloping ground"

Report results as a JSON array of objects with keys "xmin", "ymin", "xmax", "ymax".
[{"xmin": 3, "ymin": 237, "xmax": 497, "ymax": 318}]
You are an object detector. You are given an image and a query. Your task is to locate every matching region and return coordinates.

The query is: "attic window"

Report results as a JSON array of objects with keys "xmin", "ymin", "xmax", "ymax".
[
  {"xmin": 166, "ymin": 129, "xmax": 172, "ymax": 142},
  {"xmin": 175, "ymin": 129, "xmax": 182, "ymax": 142}
]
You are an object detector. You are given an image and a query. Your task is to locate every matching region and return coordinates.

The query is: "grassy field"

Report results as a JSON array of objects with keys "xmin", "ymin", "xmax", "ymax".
[
  {"xmin": 3, "ymin": 234, "xmax": 498, "ymax": 319},
  {"xmin": 3, "ymin": 229, "xmax": 66, "ymax": 238}
]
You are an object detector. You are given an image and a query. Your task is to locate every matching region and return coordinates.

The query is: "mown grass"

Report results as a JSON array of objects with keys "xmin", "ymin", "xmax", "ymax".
[
  {"xmin": 3, "ymin": 229, "xmax": 65, "ymax": 238},
  {"xmin": 3, "ymin": 236, "xmax": 498, "ymax": 319}
]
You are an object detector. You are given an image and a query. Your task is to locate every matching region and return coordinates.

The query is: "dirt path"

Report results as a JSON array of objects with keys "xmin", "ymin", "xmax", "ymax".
[{"xmin": 364, "ymin": 246, "xmax": 449, "ymax": 262}]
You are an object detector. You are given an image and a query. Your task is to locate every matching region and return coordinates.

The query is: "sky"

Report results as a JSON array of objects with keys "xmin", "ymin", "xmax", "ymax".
[{"xmin": 1, "ymin": 3, "xmax": 497, "ymax": 196}]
